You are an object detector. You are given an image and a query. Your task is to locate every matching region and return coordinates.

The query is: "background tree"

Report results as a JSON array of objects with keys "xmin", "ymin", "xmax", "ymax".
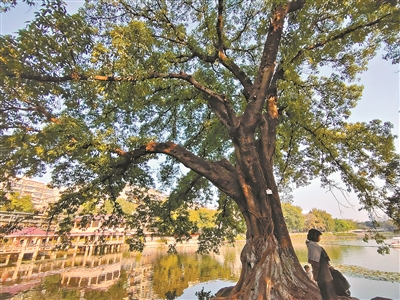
[
  {"xmin": 309, "ymin": 208, "xmax": 336, "ymax": 232},
  {"xmin": 281, "ymin": 202, "xmax": 305, "ymax": 232},
  {"xmin": 189, "ymin": 207, "xmax": 217, "ymax": 230},
  {"xmin": 361, "ymin": 219, "xmax": 398, "ymax": 232},
  {"xmin": 304, "ymin": 212, "xmax": 320, "ymax": 231},
  {"xmin": 1, "ymin": 0, "xmax": 399, "ymax": 298},
  {"xmin": 379, "ymin": 220, "xmax": 397, "ymax": 232},
  {"xmin": 104, "ymin": 198, "xmax": 137, "ymax": 215},
  {"xmin": 79, "ymin": 199, "xmax": 100, "ymax": 215},
  {"xmin": 333, "ymin": 219, "xmax": 357, "ymax": 233},
  {"xmin": 1, "ymin": 192, "xmax": 35, "ymax": 213},
  {"xmin": 80, "ymin": 197, "xmax": 136, "ymax": 215}
]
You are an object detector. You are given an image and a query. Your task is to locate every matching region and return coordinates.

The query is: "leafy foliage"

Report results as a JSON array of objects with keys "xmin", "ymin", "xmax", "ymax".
[
  {"xmin": 189, "ymin": 207, "xmax": 217, "ymax": 228},
  {"xmin": 382, "ymin": 158, "xmax": 400, "ymax": 227},
  {"xmin": 152, "ymin": 253, "xmax": 236, "ymax": 298},
  {"xmin": 305, "ymin": 208, "xmax": 335, "ymax": 232},
  {"xmin": 1, "ymin": 192, "xmax": 35, "ymax": 213},
  {"xmin": 333, "ymin": 218, "xmax": 357, "ymax": 233},
  {"xmin": 195, "ymin": 287, "xmax": 215, "ymax": 300},
  {"xmin": 281, "ymin": 202, "xmax": 305, "ymax": 232}
]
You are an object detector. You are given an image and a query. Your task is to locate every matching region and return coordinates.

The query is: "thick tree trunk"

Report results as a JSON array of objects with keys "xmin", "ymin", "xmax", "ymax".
[
  {"xmin": 213, "ymin": 235, "xmax": 321, "ymax": 299},
  {"xmin": 211, "ymin": 165, "xmax": 321, "ymax": 299},
  {"xmin": 213, "ymin": 228, "xmax": 320, "ymax": 299},
  {"xmin": 212, "ymin": 124, "xmax": 321, "ymax": 299}
]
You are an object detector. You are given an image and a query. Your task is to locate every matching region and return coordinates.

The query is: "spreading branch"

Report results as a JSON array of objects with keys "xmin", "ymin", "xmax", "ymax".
[
  {"xmin": 114, "ymin": 142, "xmax": 242, "ymax": 200},
  {"xmin": 214, "ymin": 0, "xmax": 253, "ymax": 99},
  {"xmin": 4, "ymin": 70, "xmax": 240, "ymax": 131},
  {"xmin": 241, "ymin": 4, "xmax": 290, "ymax": 129}
]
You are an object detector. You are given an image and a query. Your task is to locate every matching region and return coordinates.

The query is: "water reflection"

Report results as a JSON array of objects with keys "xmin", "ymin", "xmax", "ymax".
[
  {"xmin": 292, "ymin": 241, "xmax": 366, "ymax": 265},
  {"xmin": 1, "ymin": 245, "xmax": 239, "ymax": 299},
  {"xmin": 152, "ymin": 253, "xmax": 237, "ymax": 298},
  {"xmin": 1, "ymin": 239, "xmax": 399, "ymax": 299},
  {"xmin": 327, "ymin": 239, "xmax": 400, "ymax": 273}
]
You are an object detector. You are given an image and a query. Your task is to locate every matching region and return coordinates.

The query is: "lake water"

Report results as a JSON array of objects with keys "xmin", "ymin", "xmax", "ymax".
[
  {"xmin": 178, "ymin": 238, "xmax": 400, "ymax": 300},
  {"xmin": 1, "ymin": 237, "xmax": 399, "ymax": 300}
]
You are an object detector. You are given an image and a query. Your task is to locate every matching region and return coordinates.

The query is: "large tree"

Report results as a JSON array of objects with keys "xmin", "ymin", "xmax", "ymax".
[{"xmin": 1, "ymin": 0, "xmax": 399, "ymax": 298}]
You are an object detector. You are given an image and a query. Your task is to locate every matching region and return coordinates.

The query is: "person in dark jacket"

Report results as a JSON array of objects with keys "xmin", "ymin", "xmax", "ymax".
[{"xmin": 330, "ymin": 268, "xmax": 351, "ymax": 297}]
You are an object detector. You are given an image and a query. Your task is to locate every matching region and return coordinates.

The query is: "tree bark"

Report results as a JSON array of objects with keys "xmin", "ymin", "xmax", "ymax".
[
  {"xmin": 215, "ymin": 236, "xmax": 320, "ymax": 299},
  {"xmin": 211, "ymin": 118, "xmax": 321, "ymax": 299},
  {"xmin": 213, "ymin": 189, "xmax": 321, "ymax": 300}
]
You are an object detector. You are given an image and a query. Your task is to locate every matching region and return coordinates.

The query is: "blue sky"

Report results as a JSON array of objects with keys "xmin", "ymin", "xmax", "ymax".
[
  {"xmin": 1, "ymin": 2, "xmax": 399, "ymax": 221},
  {"xmin": 293, "ymin": 55, "xmax": 399, "ymax": 221}
]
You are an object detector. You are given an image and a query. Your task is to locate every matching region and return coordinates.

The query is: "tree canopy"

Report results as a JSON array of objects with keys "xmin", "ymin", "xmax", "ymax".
[
  {"xmin": 333, "ymin": 218, "xmax": 357, "ymax": 233},
  {"xmin": 306, "ymin": 208, "xmax": 335, "ymax": 232},
  {"xmin": 1, "ymin": 0, "xmax": 399, "ymax": 298},
  {"xmin": 282, "ymin": 202, "xmax": 305, "ymax": 232},
  {"xmin": 1, "ymin": 0, "xmax": 398, "ymax": 234}
]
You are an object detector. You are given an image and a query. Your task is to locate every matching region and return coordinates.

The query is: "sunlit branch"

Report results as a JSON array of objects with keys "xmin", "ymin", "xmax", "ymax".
[
  {"xmin": 113, "ymin": 142, "xmax": 241, "ymax": 199},
  {"xmin": 214, "ymin": 0, "xmax": 253, "ymax": 99},
  {"xmin": 241, "ymin": 5, "xmax": 289, "ymax": 129}
]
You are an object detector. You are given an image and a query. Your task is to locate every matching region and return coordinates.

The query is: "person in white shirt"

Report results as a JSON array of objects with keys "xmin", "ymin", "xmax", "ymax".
[{"xmin": 303, "ymin": 264, "xmax": 315, "ymax": 282}]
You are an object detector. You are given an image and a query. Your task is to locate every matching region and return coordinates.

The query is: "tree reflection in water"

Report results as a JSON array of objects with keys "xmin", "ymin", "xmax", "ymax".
[
  {"xmin": 5, "ymin": 249, "xmax": 237, "ymax": 300},
  {"xmin": 9, "ymin": 272, "xmax": 129, "ymax": 300},
  {"xmin": 4, "ymin": 241, "xmax": 398, "ymax": 300},
  {"xmin": 152, "ymin": 253, "xmax": 237, "ymax": 299}
]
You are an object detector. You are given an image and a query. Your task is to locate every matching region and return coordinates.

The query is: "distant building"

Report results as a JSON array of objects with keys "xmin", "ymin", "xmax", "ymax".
[
  {"xmin": 9, "ymin": 177, "xmax": 60, "ymax": 212},
  {"xmin": 7, "ymin": 178, "xmax": 167, "ymax": 213}
]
